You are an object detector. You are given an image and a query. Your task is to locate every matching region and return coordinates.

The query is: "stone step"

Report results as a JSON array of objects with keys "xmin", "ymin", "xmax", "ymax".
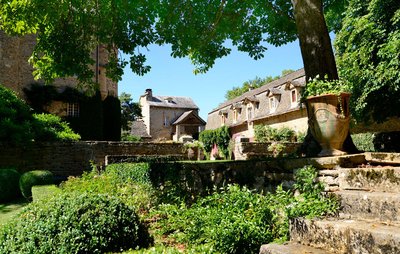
[
  {"xmin": 337, "ymin": 167, "xmax": 400, "ymax": 192},
  {"xmin": 335, "ymin": 190, "xmax": 400, "ymax": 223},
  {"xmin": 260, "ymin": 242, "xmax": 331, "ymax": 254},
  {"xmin": 290, "ymin": 218, "xmax": 400, "ymax": 254}
]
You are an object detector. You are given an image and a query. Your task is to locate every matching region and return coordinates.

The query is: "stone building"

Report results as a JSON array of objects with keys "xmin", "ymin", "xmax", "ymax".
[
  {"xmin": 0, "ymin": 31, "xmax": 119, "ymax": 140},
  {"xmin": 137, "ymin": 89, "xmax": 206, "ymax": 141},
  {"xmin": 206, "ymin": 69, "xmax": 308, "ymax": 141}
]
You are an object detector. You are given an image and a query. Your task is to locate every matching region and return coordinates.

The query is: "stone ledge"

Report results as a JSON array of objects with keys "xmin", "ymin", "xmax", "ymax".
[{"xmin": 260, "ymin": 242, "xmax": 330, "ymax": 254}]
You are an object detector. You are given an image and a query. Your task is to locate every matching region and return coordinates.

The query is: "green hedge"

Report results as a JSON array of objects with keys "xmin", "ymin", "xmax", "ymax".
[
  {"xmin": 19, "ymin": 170, "xmax": 54, "ymax": 200},
  {"xmin": 0, "ymin": 192, "xmax": 150, "ymax": 253},
  {"xmin": 0, "ymin": 169, "xmax": 21, "ymax": 203},
  {"xmin": 254, "ymin": 125, "xmax": 297, "ymax": 142}
]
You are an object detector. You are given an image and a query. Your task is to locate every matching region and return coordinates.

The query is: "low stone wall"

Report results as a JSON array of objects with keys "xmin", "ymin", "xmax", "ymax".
[
  {"xmin": 0, "ymin": 142, "xmax": 185, "ymax": 177},
  {"xmin": 234, "ymin": 141, "xmax": 302, "ymax": 160},
  {"xmin": 148, "ymin": 160, "xmax": 295, "ymax": 195}
]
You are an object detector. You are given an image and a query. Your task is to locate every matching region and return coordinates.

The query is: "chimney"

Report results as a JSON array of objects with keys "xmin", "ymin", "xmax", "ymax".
[{"xmin": 145, "ymin": 88, "xmax": 152, "ymax": 100}]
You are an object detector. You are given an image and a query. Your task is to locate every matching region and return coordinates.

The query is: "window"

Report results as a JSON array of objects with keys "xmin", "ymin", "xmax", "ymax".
[
  {"xmin": 163, "ymin": 113, "xmax": 169, "ymax": 127},
  {"xmin": 233, "ymin": 109, "xmax": 238, "ymax": 123},
  {"xmin": 67, "ymin": 102, "xmax": 79, "ymax": 117},
  {"xmin": 291, "ymin": 89, "xmax": 297, "ymax": 103},
  {"xmin": 269, "ymin": 97, "xmax": 277, "ymax": 112},
  {"xmin": 247, "ymin": 106, "xmax": 253, "ymax": 120},
  {"xmin": 221, "ymin": 113, "xmax": 227, "ymax": 125}
]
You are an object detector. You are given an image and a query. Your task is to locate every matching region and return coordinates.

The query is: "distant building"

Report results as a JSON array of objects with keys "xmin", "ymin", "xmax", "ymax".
[
  {"xmin": 206, "ymin": 69, "xmax": 308, "ymax": 141},
  {"xmin": 137, "ymin": 89, "xmax": 206, "ymax": 141}
]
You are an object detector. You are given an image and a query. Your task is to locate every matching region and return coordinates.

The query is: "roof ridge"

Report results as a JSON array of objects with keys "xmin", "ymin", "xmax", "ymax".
[{"xmin": 209, "ymin": 68, "xmax": 305, "ymax": 114}]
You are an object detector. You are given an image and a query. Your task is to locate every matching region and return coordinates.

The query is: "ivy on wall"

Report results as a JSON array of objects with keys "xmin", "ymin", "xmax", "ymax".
[{"xmin": 23, "ymin": 84, "xmax": 120, "ymax": 141}]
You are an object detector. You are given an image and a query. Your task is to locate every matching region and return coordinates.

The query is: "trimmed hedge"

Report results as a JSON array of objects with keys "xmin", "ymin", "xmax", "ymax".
[
  {"xmin": 0, "ymin": 192, "xmax": 150, "ymax": 253},
  {"xmin": 19, "ymin": 170, "xmax": 54, "ymax": 200},
  {"xmin": 0, "ymin": 169, "xmax": 21, "ymax": 203}
]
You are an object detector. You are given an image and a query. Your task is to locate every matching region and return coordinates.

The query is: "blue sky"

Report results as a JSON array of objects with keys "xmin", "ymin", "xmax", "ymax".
[{"xmin": 118, "ymin": 40, "xmax": 304, "ymax": 120}]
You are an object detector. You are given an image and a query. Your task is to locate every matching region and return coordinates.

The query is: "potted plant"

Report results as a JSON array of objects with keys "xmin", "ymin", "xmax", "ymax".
[{"xmin": 302, "ymin": 76, "xmax": 351, "ymax": 157}]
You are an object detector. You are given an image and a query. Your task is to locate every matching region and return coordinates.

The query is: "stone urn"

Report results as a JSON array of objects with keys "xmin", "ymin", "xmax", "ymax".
[{"xmin": 306, "ymin": 93, "xmax": 351, "ymax": 157}]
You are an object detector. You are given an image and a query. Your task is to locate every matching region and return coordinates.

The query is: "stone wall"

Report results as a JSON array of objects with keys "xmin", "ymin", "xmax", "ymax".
[
  {"xmin": 234, "ymin": 141, "xmax": 302, "ymax": 160},
  {"xmin": 148, "ymin": 160, "xmax": 295, "ymax": 196},
  {"xmin": 0, "ymin": 142, "xmax": 185, "ymax": 178}
]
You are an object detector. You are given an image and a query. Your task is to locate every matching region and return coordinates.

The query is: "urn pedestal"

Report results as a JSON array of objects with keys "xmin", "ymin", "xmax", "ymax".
[{"xmin": 306, "ymin": 93, "xmax": 351, "ymax": 157}]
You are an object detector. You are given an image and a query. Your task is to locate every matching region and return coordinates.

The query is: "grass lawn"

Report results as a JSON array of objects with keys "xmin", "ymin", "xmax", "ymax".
[{"xmin": 0, "ymin": 198, "xmax": 28, "ymax": 226}]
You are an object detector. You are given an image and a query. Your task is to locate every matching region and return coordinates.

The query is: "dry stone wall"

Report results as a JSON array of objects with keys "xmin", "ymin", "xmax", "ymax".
[{"xmin": 0, "ymin": 142, "xmax": 185, "ymax": 178}]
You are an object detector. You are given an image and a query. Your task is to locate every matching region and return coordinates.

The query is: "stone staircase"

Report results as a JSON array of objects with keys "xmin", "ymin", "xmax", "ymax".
[{"xmin": 260, "ymin": 153, "xmax": 400, "ymax": 254}]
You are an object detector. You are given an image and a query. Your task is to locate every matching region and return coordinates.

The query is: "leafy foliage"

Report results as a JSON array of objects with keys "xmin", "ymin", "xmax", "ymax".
[
  {"xmin": 351, "ymin": 133, "xmax": 376, "ymax": 152},
  {"xmin": 151, "ymin": 166, "xmax": 338, "ymax": 250},
  {"xmin": 254, "ymin": 125, "xmax": 297, "ymax": 142},
  {"xmin": 0, "ymin": 169, "xmax": 21, "ymax": 203},
  {"xmin": 120, "ymin": 92, "xmax": 142, "ymax": 131},
  {"xmin": 33, "ymin": 113, "xmax": 81, "ymax": 141},
  {"xmin": 0, "ymin": 85, "xmax": 81, "ymax": 144},
  {"xmin": 0, "ymin": 192, "xmax": 149, "ymax": 253},
  {"xmin": 152, "ymin": 185, "xmax": 273, "ymax": 254},
  {"xmin": 61, "ymin": 163, "xmax": 155, "ymax": 212},
  {"xmin": 225, "ymin": 70, "xmax": 294, "ymax": 100},
  {"xmin": 335, "ymin": 0, "xmax": 400, "ymax": 123},
  {"xmin": 199, "ymin": 126, "xmax": 231, "ymax": 159},
  {"xmin": 0, "ymin": 0, "xmax": 345, "ymax": 84},
  {"xmin": 19, "ymin": 170, "xmax": 54, "ymax": 200},
  {"xmin": 302, "ymin": 75, "xmax": 351, "ymax": 99}
]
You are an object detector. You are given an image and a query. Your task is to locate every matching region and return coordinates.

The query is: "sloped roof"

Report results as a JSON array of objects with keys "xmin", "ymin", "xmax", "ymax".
[
  {"xmin": 209, "ymin": 68, "xmax": 305, "ymax": 114},
  {"xmin": 172, "ymin": 110, "xmax": 206, "ymax": 125},
  {"xmin": 130, "ymin": 120, "xmax": 151, "ymax": 138},
  {"xmin": 147, "ymin": 95, "xmax": 198, "ymax": 109}
]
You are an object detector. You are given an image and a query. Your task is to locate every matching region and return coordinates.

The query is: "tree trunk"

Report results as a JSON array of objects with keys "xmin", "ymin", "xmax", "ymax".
[
  {"xmin": 292, "ymin": 0, "xmax": 358, "ymax": 155},
  {"xmin": 292, "ymin": 0, "xmax": 338, "ymax": 81}
]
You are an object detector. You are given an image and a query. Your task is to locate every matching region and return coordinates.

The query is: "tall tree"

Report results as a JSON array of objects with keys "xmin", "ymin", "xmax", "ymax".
[
  {"xmin": 119, "ymin": 92, "xmax": 142, "ymax": 131},
  {"xmin": 335, "ymin": 0, "xmax": 400, "ymax": 124},
  {"xmin": 0, "ymin": 0, "xmax": 344, "ymax": 84}
]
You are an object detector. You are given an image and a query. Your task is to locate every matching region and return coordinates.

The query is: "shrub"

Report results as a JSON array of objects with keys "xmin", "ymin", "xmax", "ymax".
[
  {"xmin": 121, "ymin": 133, "xmax": 142, "ymax": 142},
  {"xmin": 103, "ymin": 96, "xmax": 121, "ymax": 141},
  {"xmin": 0, "ymin": 168, "xmax": 21, "ymax": 203},
  {"xmin": 351, "ymin": 133, "xmax": 376, "ymax": 152},
  {"xmin": 0, "ymin": 85, "xmax": 35, "ymax": 145},
  {"xmin": 19, "ymin": 170, "xmax": 54, "ymax": 200},
  {"xmin": 33, "ymin": 113, "xmax": 81, "ymax": 141},
  {"xmin": 61, "ymin": 163, "xmax": 155, "ymax": 212},
  {"xmin": 254, "ymin": 125, "xmax": 296, "ymax": 142},
  {"xmin": 199, "ymin": 126, "xmax": 231, "ymax": 159},
  {"xmin": 154, "ymin": 185, "xmax": 273, "ymax": 254},
  {"xmin": 0, "ymin": 192, "xmax": 151, "ymax": 253}
]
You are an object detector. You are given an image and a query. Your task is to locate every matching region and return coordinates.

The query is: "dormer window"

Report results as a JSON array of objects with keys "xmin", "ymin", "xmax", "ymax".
[
  {"xmin": 165, "ymin": 97, "xmax": 173, "ymax": 103},
  {"xmin": 269, "ymin": 97, "xmax": 278, "ymax": 113},
  {"xmin": 291, "ymin": 89, "xmax": 298, "ymax": 108},
  {"xmin": 221, "ymin": 113, "xmax": 227, "ymax": 125}
]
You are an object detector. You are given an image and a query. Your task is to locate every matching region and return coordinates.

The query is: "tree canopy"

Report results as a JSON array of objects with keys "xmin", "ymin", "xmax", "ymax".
[
  {"xmin": 0, "ymin": 0, "xmax": 345, "ymax": 85},
  {"xmin": 119, "ymin": 92, "xmax": 142, "ymax": 131},
  {"xmin": 335, "ymin": 0, "xmax": 400, "ymax": 123},
  {"xmin": 225, "ymin": 69, "xmax": 294, "ymax": 100}
]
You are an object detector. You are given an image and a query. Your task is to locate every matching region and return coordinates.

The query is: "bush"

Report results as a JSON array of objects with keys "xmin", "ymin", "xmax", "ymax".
[
  {"xmin": 121, "ymin": 133, "xmax": 142, "ymax": 142},
  {"xmin": 154, "ymin": 185, "xmax": 273, "ymax": 254},
  {"xmin": 19, "ymin": 170, "xmax": 54, "ymax": 200},
  {"xmin": 254, "ymin": 125, "xmax": 297, "ymax": 142},
  {"xmin": 33, "ymin": 113, "xmax": 81, "ymax": 141},
  {"xmin": 351, "ymin": 133, "xmax": 376, "ymax": 152},
  {"xmin": 199, "ymin": 126, "xmax": 231, "ymax": 159},
  {"xmin": 0, "ymin": 192, "xmax": 151, "ymax": 253},
  {"xmin": 61, "ymin": 163, "xmax": 155, "ymax": 212},
  {"xmin": 0, "ymin": 169, "xmax": 21, "ymax": 203},
  {"xmin": 0, "ymin": 85, "xmax": 35, "ymax": 145},
  {"xmin": 103, "ymin": 96, "xmax": 121, "ymax": 141}
]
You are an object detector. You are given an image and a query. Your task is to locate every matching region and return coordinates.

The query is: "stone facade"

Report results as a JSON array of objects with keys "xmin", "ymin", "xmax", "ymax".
[
  {"xmin": 138, "ymin": 89, "xmax": 206, "ymax": 141},
  {"xmin": 206, "ymin": 69, "xmax": 308, "ymax": 141},
  {"xmin": 0, "ymin": 30, "xmax": 117, "ymax": 110}
]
